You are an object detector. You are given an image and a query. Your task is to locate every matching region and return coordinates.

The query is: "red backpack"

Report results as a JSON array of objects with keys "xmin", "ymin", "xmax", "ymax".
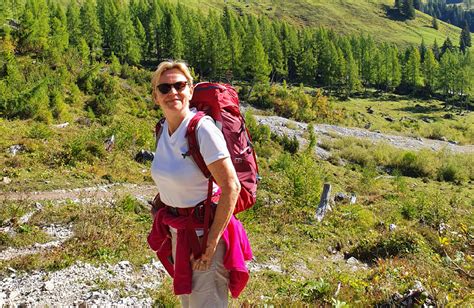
[{"xmin": 155, "ymin": 82, "xmax": 259, "ymax": 214}]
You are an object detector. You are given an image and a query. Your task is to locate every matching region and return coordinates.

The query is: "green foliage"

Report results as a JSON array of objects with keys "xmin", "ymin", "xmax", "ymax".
[
  {"xmin": 300, "ymin": 278, "xmax": 331, "ymax": 302},
  {"xmin": 349, "ymin": 229, "xmax": 421, "ymax": 263},
  {"xmin": 27, "ymin": 122, "xmax": 52, "ymax": 139}
]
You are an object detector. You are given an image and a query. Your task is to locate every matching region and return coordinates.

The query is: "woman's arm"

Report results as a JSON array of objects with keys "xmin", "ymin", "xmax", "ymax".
[{"xmin": 192, "ymin": 156, "xmax": 240, "ymax": 271}]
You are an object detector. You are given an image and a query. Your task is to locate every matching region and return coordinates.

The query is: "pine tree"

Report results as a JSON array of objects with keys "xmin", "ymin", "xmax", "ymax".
[
  {"xmin": 222, "ymin": 7, "xmax": 243, "ymax": 79},
  {"xmin": 441, "ymin": 37, "xmax": 454, "ymax": 56},
  {"xmin": 404, "ymin": 47, "xmax": 423, "ymax": 90},
  {"xmin": 241, "ymin": 33, "xmax": 271, "ymax": 83},
  {"xmin": 80, "ymin": 0, "xmax": 103, "ymax": 60},
  {"xmin": 432, "ymin": 39, "xmax": 441, "ymax": 60},
  {"xmin": 419, "ymin": 38, "xmax": 427, "ymax": 62},
  {"xmin": 460, "ymin": 21, "xmax": 472, "ymax": 53},
  {"xmin": 159, "ymin": 9, "xmax": 184, "ymax": 60},
  {"xmin": 111, "ymin": 6, "xmax": 141, "ymax": 64},
  {"xmin": 422, "ymin": 49, "xmax": 438, "ymax": 92},
  {"xmin": 18, "ymin": 0, "xmax": 50, "ymax": 53},
  {"xmin": 267, "ymin": 27, "xmax": 286, "ymax": 82},
  {"xmin": 97, "ymin": 0, "xmax": 117, "ymax": 53},
  {"xmin": 204, "ymin": 12, "xmax": 231, "ymax": 80},
  {"xmin": 135, "ymin": 17, "xmax": 147, "ymax": 57},
  {"xmin": 438, "ymin": 50, "xmax": 457, "ymax": 95},
  {"xmin": 66, "ymin": 0, "xmax": 81, "ymax": 46},
  {"xmin": 389, "ymin": 46, "xmax": 402, "ymax": 90},
  {"xmin": 432, "ymin": 16, "xmax": 439, "ymax": 30},
  {"xmin": 49, "ymin": 4, "xmax": 69, "ymax": 53},
  {"xmin": 404, "ymin": 0, "xmax": 416, "ymax": 19}
]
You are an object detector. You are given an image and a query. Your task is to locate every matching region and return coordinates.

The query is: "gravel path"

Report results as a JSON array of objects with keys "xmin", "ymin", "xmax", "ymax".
[
  {"xmin": 256, "ymin": 115, "xmax": 474, "ymax": 154},
  {"xmin": 0, "ymin": 260, "xmax": 166, "ymax": 307}
]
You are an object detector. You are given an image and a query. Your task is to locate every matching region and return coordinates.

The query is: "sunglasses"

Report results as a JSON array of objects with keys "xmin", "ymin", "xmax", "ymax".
[{"xmin": 156, "ymin": 81, "xmax": 189, "ymax": 94}]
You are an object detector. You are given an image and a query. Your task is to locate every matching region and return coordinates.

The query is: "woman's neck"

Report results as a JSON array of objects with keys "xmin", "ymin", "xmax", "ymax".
[{"xmin": 166, "ymin": 109, "xmax": 190, "ymax": 136}]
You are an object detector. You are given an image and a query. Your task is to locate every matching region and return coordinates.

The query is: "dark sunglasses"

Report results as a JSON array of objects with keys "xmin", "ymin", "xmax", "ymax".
[{"xmin": 156, "ymin": 81, "xmax": 189, "ymax": 94}]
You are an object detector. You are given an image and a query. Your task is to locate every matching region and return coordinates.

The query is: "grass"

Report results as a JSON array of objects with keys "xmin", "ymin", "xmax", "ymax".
[
  {"xmin": 333, "ymin": 95, "xmax": 474, "ymax": 144},
  {"xmin": 170, "ymin": 0, "xmax": 462, "ymax": 48}
]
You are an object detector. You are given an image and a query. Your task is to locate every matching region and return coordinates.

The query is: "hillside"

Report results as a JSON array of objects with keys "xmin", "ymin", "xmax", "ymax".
[{"xmin": 172, "ymin": 0, "xmax": 462, "ymax": 47}]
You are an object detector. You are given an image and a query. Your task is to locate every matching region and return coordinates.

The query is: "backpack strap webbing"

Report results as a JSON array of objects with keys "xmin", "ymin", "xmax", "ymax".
[
  {"xmin": 155, "ymin": 118, "xmax": 166, "ymax": 149},
  {"xmin": 186, "ymin": 111, "xmax": 218, "ymax": 258},
  {"xmin": 186, "ymin": 111, "xmax": 212, "ymax": 179}
]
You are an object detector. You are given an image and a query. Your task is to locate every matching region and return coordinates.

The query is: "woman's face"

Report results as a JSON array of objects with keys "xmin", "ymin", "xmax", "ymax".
[{"xmin": 155, "ymin": 68, "xmax": 193, "ymax": 116}]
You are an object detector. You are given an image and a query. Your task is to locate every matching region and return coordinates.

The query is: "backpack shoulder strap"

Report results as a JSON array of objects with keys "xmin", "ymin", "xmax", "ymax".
[
  {"xmin": 186, "ymin": 111, "xmax": 212, "ymax": 179},
  {"xmin": 155, "ymin": 118, "xmax": 166, "ymax": 149}
]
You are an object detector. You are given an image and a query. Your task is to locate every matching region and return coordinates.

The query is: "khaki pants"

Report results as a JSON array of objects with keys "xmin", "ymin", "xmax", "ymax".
[{"xmin": 171, "ymin": 228, "xmax": 229, "ymax": 308}]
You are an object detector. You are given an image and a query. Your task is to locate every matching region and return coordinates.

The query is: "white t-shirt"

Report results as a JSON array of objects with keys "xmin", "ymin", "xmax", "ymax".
[{"xmin": 151, "ymin": 108, "xmax": 230, "ymax": 208}]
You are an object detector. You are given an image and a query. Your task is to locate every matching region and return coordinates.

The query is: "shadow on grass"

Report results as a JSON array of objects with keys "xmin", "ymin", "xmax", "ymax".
[
  {"xmin": 396, "ymin": 104, "xmax": 444, "ymax": 113},
  {"xmin": 383, "ymin": 5, "xmax": 409, "ymax": 22}
]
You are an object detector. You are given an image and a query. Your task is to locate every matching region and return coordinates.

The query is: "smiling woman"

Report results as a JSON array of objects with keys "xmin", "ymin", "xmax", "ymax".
[{"xmin": 147, "ymin": 60, "xmax": 252, "ymax": 307}]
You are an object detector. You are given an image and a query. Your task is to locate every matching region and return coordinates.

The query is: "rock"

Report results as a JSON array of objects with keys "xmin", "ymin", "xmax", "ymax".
[
  {"xmin": 54, "ymin": 122, "xmax": 69, "ymax": 128},
  {"xmin": 8, "ymin": 290, "xmax": 20, "ymax": 299},
  {"xmin": 389, "ymin": 224, "xmax": 397, "ymax": 231},
  {"xmin": 134, "ymin": 150, "xmax": 155, "ymax": 163},
  {"xmin": 346, "ymin": 257, "xmax": 359, "ymax": 264},
  {"xmin": 118, "ymin": 261, "xmax": 131, "ymax": 269},
  {"xmin": 421, "ymin": 117, "xmax": 434, "ymax": 123},
  {"xmin": 350, "ymin": 194, "xmax": 357, "ymax": 204},
  {"xmin": 8, "ymin": 144, "xmax": 24, "ymax": 156},
  {"xmin": 104, "ymin": 135, "xmax": 115, "ymax": 152},
  {"xmin": 334, "ymin": 192, "xmax": 348, "ymax": 203},
  {"xmin": 364, "ymin": 122, "xmax": 371, "ymax": 129},
  {"xmin": 2, "ymin": 176, "xmax": 11, "ymax": 184},
  {"xmin": 440, "ymin": 136, "xmax": 448, "ymax": 142},
  {"xmin": 443, "ymin": 113, "xmax": 454, "ymax": 119},
  {"xmin": 366, "ymin": 106, "xmax": 374, "ymax": 114},
  {"xmin": 384, "ymin": 116, "xmax": 395, "ymax": 122},
  {"xmin": 448, "ymin": 140, "xmax": 458, "ymax": 145},
  {"xmin": 43, "ymin": 281, "xmax": 55, "ymax": 291}
]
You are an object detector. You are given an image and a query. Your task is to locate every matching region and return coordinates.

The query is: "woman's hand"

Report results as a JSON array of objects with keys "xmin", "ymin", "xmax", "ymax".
[{"xmin": 191, "ymin": 238, "xmax": 218, "ymax": 271}]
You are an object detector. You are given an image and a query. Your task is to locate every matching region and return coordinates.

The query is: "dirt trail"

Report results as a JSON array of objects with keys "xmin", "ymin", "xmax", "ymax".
[
  {"xmin": 1, "ymin": 183, "xmax": 157, "ymax": 203},
  {"xmin": 256, "ymin": 115, "xmax": 474, "ymax": 154}
]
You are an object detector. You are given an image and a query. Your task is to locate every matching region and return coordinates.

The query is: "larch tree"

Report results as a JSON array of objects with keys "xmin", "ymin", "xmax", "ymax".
[
  {"xmin": 460, "ymin": 21, "xmax": 472, "ymax": 53},
  {"xmin": 80, "ymin": 0, "xmax": 103, "ymax": 60},
  {"xmin": 66, "ymin": 0, "xmax": 81, "ymax": 47},
  {"xmin": 422, "ymin": 48, "xmax": 439, "ymax": 92}
]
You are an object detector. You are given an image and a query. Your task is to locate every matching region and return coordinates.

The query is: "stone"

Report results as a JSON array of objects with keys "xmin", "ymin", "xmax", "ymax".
[
  {"xmin": 134, "ymin": 150, "xmax": 155, "ymax": 163},
  {"xmin": 8, "ymin": 290, "xmax": 20, "ymax": 299},
  {"xmin": 54, "ymin": 122, "xmax": 69, "ymax": 128},
  {"xmin": 8, "ymin": 144, "xmax": 24, "ymax": 156},
  {"xmin": 346, "ymin": 257, "xmax": 359, "ymax": 264},
  {"xmin": 389, "ymin": 224, "xmax": 397, "ymax": 231},
  {"xmin": 43, "ymin": 281, "xmax": 55, "ymax": 291},
  {"xmin": 2, "ymin": 177, "xmax": 11, "ymax": 184}
]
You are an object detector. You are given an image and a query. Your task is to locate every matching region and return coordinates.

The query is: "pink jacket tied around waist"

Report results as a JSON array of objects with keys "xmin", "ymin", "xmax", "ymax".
[{"xmin": 147, "ymin": 207, "xmax": 253, "ymax": 298}]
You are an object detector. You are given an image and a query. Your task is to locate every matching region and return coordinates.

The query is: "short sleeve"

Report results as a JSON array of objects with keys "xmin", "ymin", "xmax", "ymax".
[{"xmin": 196, "ymin": 117, "xmax": 230, "ymax": 166}]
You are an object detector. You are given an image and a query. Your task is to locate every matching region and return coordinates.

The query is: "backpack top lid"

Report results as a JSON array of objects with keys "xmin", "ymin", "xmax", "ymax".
[{"xmin": 190, "ymin": 82, "xmax": 241, "ymax": 130}]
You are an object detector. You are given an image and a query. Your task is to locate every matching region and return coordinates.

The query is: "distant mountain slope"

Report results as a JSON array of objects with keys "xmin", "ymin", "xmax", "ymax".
[{"xmin": 174, "ymin": 0, "xmax": 461, "ymax": 47}]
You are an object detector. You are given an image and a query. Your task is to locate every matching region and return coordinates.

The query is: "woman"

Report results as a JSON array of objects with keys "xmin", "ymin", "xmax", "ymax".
[{"xmin": 147, "ymin": 60, "xmax": 252, "ymax": 307}]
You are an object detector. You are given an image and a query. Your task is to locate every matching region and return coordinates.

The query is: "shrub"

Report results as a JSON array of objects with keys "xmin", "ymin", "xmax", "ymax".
[
  {"xmin": 280, "ymin": 134, "xmax": 299, "ymax": 154},
  {"xmin": 301, "ymin": 278, "xmax": 331, "ymax": 302},
  {"xmin": 87, "ymin": 93, "xmax": 117, "ymax": 118},
  {"xmin": 27, "ymin": 123, "xmax": 52, "ymax": 139},
  {"xmin": 349, "ymin": 229, "xmax": 421, "ymax": 263}
]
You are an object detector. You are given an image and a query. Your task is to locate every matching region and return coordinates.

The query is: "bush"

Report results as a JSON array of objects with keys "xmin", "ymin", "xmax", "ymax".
[
  {"xmin": 349, "ymin": 229, "xmax": 421, "ymax": 263},
  {"xmin": 300, "ymin": 278, "xmax": 331, "ymax": 302},
  {"xmin": 62, "ymin": 136, "xmax": 106, "ymax": 166},
  {"xmin": 27, "ymin": 123, "xmax": 52, "ymax": 139},
  {"xmin": 87, "ymin": 93, "xmax": 117, "ymax": 118}
]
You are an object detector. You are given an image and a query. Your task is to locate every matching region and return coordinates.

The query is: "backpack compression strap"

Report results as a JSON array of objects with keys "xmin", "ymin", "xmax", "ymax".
[{"xmin": 186, "ymin": 111, "xmax": 216, "ymax": 257}]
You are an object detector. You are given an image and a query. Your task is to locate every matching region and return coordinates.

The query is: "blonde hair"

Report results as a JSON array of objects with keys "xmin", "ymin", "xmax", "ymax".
[{"xmin": 151, "ymin": 60, "xmax": 193, "ymax": 100}]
